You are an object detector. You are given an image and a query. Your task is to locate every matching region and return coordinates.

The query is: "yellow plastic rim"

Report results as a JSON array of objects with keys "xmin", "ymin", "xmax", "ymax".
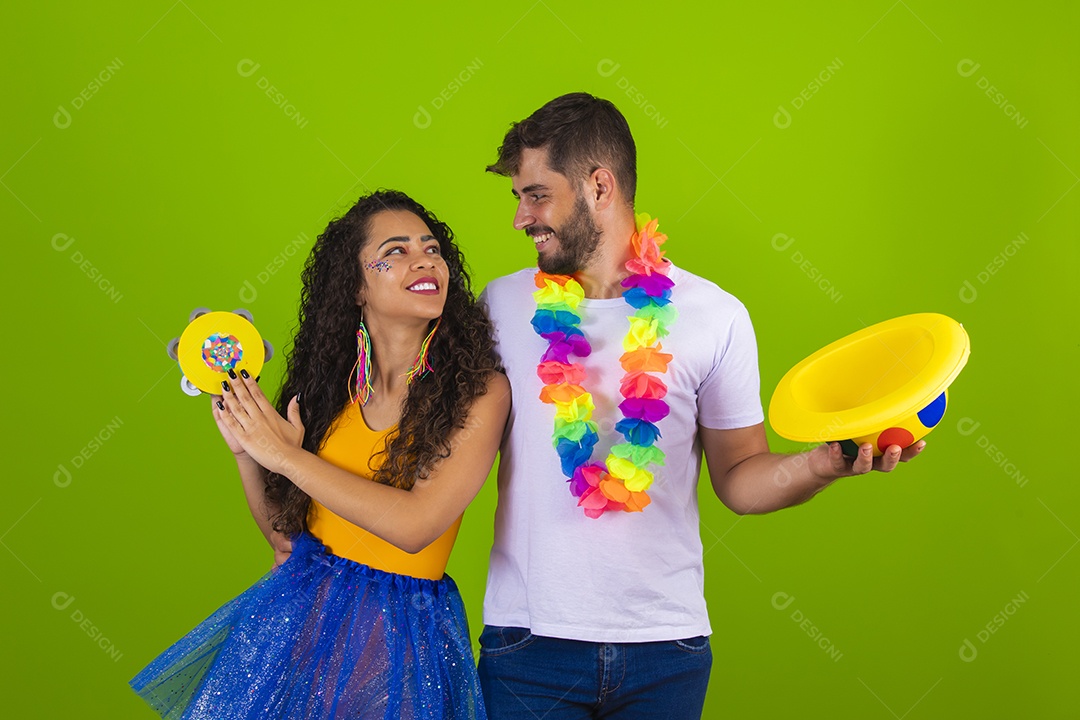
[
  {"xmin": 177, "ymin": 311, "xmax": 266, "ymax": 394},
  {"xmin": 769, "ymin": 313, "xmax": 970, "ymax": 443}
]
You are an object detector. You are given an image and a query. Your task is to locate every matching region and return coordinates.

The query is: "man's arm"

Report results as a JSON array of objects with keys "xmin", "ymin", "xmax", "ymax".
[{"xmin": 700, "ymin": 423, "xmax": 925, "ymax": 515}]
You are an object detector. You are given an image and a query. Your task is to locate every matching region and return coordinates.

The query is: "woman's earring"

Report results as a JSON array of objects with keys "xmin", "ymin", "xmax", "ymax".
[
  {"xmin": 349, "ymin": 308, "xmax": 374, "ymax": 406},
  {"xmin": 404, "ymin": 317, "xmax": 441, "ymax": 384}
]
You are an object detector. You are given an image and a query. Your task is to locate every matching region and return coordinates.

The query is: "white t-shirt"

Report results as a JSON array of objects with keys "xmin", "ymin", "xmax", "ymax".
[{"xmin": 480, "ymin": 264, "xmax": 764, "ymax": 643}]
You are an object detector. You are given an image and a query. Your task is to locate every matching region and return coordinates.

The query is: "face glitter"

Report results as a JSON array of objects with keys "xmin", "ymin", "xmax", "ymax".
[{"xmin": 364, "ymin": 259, "xmax": 392, "ymax": 273}]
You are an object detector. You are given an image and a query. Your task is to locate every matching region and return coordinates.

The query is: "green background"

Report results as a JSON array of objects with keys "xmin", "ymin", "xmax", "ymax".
[{"xmin": 4, "ymin": 2, "xmax": 1077, "ymax": 717}]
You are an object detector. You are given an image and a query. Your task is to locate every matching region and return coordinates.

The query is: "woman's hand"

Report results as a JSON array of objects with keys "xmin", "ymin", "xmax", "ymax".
[
  {"xmin": 217, "ymin": 370, "xmax": 305, "ymax": 476},
  {"xmin": 211, "ymin": 394, "xmax": 249, "ymax": 457},
  {"xmin": 272, "ymin": 535, "xmax": 293, "ymax": 568}
]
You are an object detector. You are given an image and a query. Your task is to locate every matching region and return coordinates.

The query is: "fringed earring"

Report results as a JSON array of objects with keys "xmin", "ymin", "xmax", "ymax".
[
  {"xmin": 404, "ymin": 317, "xmax": 441, "ymax": 384},
  {"xmin": 348, "ymin": 309, "xmax": 374, "ymax": 406}
]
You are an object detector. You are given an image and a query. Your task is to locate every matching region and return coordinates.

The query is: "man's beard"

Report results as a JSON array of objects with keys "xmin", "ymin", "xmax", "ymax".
[{"xmin": 537, "ymin": 194, "xmax": 602, "ymax": 275}]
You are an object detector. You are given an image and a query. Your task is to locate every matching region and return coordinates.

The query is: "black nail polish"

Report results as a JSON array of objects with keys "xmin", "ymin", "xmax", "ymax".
[
  {"xmin": 222, "ymin": 381, "xmax": 230, "ymax": 392},
  {"xmin": 227, "ymin": 369, "xmax": 238, "ymax": 379},
  {"xmin": 240, "ymin": 369, "xmax": 250, "ymax": 379},
  {"xmin": 255, "ymin": 375, "xmax": 261, "ymax": 382},
  {"xmin": 217, "ymin": 400, "xmax": 224, "ymax": 410}
]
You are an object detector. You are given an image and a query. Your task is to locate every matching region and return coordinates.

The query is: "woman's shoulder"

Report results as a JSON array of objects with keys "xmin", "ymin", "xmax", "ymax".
[
  {"xmin": 485, "ymin": 368, "xmax": 511, "ymax": 398},
  {"xmin": 474, "ymin": 370, "xmax": 511, "ymax": 412},
  {"xmin": 460, "ymin": 370, "xmax": 511, "ymax": 428}
]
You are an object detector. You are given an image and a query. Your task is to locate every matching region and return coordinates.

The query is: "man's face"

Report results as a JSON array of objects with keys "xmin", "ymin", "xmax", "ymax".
[{"xmin": 510, "ymin": 147, "xmax": 601, "ymax": 275}]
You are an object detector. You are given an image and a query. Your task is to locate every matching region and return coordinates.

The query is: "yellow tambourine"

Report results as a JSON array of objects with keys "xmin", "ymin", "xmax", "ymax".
[
  {"xmin": 166, "ymin": 308, "xmax": 274, "ymax": 396},
  {"xmin": 769, "ymin": 313, "xmax": 970, "ymax": 456}
]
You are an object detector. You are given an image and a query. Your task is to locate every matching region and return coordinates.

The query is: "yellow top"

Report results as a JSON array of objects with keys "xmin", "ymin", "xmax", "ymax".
[{"xmin": 307, "ymin": 400, "xmax": 462, "ymax": 581}]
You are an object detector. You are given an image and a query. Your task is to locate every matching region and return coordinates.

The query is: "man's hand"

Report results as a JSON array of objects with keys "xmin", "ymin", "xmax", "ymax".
[
  {"xmin": 808, "ymin": 440, "xmax": 926, "ymax": 481},
  {"xmin": 701, "ymin": 424, "xmax": 929, "ymax": 515}
]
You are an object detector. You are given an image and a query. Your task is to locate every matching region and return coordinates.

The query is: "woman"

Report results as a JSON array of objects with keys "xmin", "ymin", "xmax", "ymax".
[{"xmin": 130, "ymin": 190, "xmax": 510, "ymax": 719}]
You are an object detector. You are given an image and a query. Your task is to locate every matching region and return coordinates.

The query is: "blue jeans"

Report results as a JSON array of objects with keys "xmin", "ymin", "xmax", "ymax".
[{"xmin": 477, "ymin": 625, "xmax": 712, "ymax": 719}]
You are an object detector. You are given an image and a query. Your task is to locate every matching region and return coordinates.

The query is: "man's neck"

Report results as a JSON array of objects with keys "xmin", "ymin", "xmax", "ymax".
[{"xmin": 575, "ymin": 214, "xmax": 637, "ymax": 299}]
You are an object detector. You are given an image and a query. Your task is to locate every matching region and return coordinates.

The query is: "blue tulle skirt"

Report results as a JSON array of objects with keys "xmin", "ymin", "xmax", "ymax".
[{"xmin": 130, "ymin": 532, "xmax": 486, "ymax": 719}]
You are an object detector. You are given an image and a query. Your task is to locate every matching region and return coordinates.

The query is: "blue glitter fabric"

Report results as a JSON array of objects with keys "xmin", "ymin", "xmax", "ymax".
[{"xmin": 130, "ymin": 532, "xmax": 486, "ymax": 719}]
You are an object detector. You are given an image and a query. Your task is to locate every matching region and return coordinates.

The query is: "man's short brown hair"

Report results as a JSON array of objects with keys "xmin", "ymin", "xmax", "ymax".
[{"xmin": 487, "ymin": 93, "xmax": 637, "ymax": 205}]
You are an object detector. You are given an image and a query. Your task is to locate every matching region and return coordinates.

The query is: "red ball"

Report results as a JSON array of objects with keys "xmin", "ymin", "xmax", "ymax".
[{"xmin": 877, "ymin": 427, "xmax": 915, "ymax": 452}]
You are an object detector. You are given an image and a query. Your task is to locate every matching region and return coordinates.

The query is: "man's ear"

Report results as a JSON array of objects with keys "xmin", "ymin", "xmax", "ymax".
[{"xmin": 586, "ymin": 167, "xmax": 618, "ymax": 212}]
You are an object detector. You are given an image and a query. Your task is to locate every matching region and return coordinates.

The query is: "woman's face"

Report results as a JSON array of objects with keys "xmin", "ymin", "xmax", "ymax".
[{"xmin": 356, "ymin": 210, "xmax": 449, "ymax": 324}]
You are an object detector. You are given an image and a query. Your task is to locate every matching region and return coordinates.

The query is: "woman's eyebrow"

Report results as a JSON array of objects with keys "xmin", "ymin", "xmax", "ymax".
[{"xmin": 376, "ymin": 234, "xmax": 436, "ymax": 249}]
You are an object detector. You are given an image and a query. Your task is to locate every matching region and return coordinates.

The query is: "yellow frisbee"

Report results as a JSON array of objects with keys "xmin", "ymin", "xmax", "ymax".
[{"xmin": 769, "ymin": 313, "xmax": 970, "ymax": 455}]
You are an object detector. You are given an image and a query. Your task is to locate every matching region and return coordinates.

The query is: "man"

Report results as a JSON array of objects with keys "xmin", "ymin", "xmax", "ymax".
[{"xmin": 477, "ymin": 93, "xmax": 923, "ymax": 718}]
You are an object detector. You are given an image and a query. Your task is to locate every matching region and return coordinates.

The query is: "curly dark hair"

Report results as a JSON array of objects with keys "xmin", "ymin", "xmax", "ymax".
[{"xmin": 264, "ymin": 189, "xmax": 501, "ymax": 537}]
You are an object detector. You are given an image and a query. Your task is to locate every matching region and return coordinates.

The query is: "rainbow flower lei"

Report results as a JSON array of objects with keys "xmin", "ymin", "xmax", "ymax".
[{"xmin": 532, "ymin": 214, "xmax": 676, "ymax": 518}]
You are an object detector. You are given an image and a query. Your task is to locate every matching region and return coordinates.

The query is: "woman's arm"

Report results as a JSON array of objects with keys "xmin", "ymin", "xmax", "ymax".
[
  {"xmin": 212, "ymin": 396, "xmax": 293, "ymax": 563},
  {"xmin": 219, "ymin": 371, "xmax": 511, "ymax": 554}
]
